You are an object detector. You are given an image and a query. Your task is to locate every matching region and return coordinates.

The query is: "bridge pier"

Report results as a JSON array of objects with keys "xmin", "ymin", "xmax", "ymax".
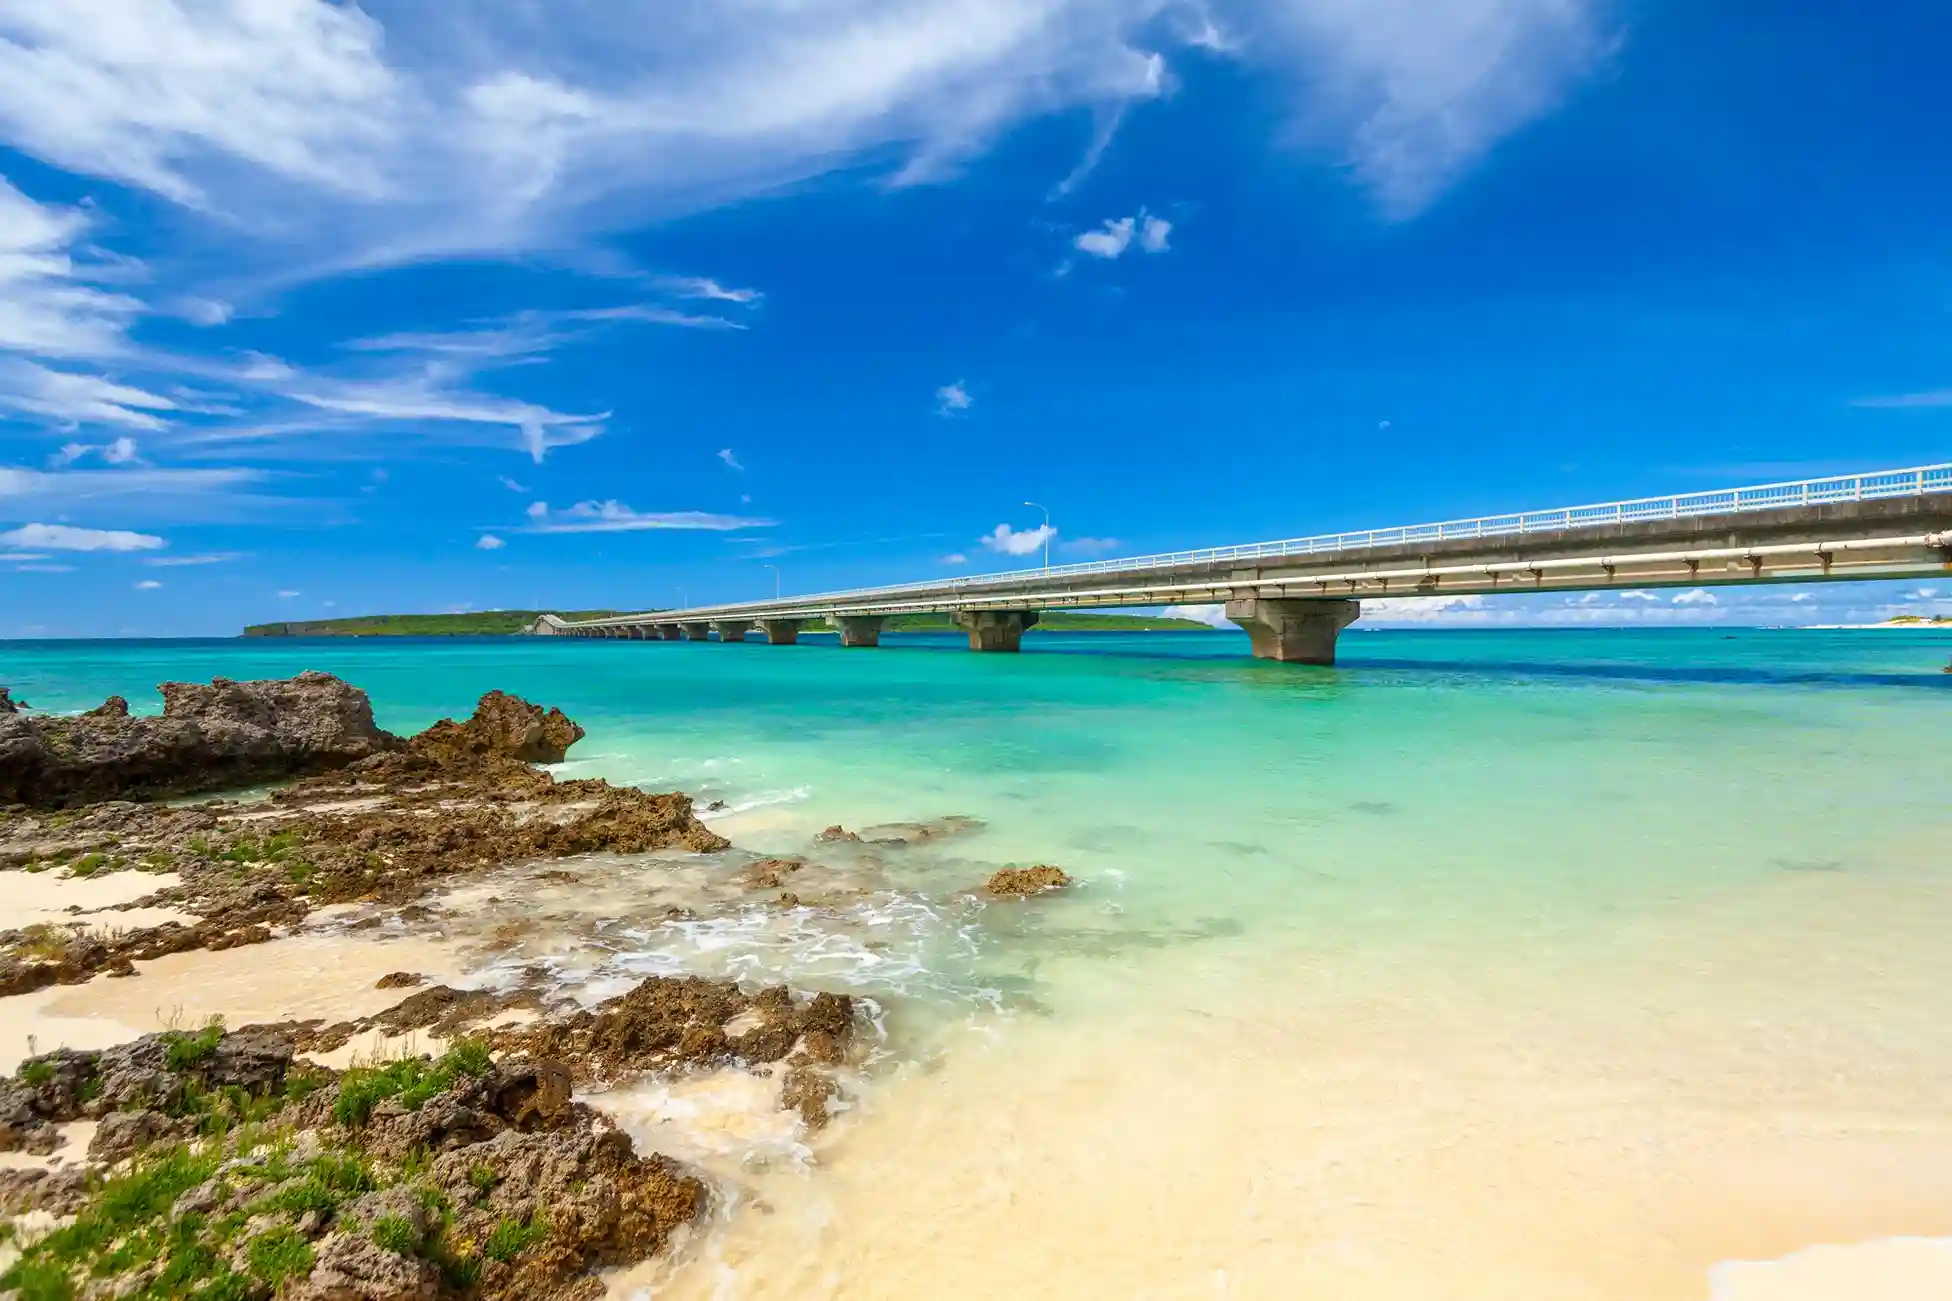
[
  {"xmin": 762, "ymin": 618, "xmax": 802, "ymax": 646},
  {"xmin": 656, "ymin": 625, "xmax": 682, "ymax": 641},
  {"xmin": 836, "ymin": 615, "xmax": 884, "ymax": 648},
  {"xmin": 1225, "ymin": 597, "xmax": 1359, "ymax": 665},
  {"xmin": 715, "ymin": 619, "xmax": 754, "ymax": 643},
  {"xmin": 954, "ymin": 609, "xmax": 1039, "ymax": 653},
  {"xmin": 681, "ymin": 621, "xmax": 713, "ymax": 641}
]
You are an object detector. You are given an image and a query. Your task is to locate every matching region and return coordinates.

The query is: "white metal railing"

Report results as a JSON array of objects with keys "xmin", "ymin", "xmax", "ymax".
[{"xmin": 564, "ymin": 462, "xmax": 1952, "ymax": 625}]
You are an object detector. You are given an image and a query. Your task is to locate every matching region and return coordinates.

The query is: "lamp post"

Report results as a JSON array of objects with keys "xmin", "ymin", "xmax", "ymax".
[
  {"xmin": 1023, "ymin": 501, "xmax": 1051, "ymax": 570},
  {"xmin": 763, "ymin": 564, "xmax": 780, "ymax": 599}
]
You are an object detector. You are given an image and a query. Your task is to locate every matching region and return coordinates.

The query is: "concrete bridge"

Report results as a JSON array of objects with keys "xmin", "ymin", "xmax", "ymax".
[{"xmin": 532, "ymin": 464, "xmax": 1952, "ymax": 664}]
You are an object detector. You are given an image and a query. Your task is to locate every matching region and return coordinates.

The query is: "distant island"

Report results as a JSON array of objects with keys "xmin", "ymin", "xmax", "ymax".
[
  {"xmin": 244, "ymin": 610, "xmax": 625, "ymax": 637},
  {"xmin": 243, "ymin": 610, "xmax": 1218, "ymax": 637}
]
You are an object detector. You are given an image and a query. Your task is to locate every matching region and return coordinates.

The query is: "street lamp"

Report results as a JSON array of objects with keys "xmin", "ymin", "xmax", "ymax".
[
  {"xmin": 1023, "ymin": 501, "xmax": 1051, "ymax": 570},
  {"xmin": 763, "ymin": 563, "xmax": 780, "ymax": 599}
]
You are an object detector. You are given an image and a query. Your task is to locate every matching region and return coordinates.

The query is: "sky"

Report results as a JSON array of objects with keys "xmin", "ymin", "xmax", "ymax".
[{"xmin": 1, "ymin": 0, "xmax": 1949, "ymax": 637}]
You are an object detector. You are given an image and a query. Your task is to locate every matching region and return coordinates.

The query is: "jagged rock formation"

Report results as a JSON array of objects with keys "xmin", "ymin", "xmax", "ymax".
[
  {"xmin": 406, "ymin": 690, "xmax": 585, "ymax": 768},
  {"xmin": 0, "ymin": 670, "xmax": 397, "ymax": 807}
]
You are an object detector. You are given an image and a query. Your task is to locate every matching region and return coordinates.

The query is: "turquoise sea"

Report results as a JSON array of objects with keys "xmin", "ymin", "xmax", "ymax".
[{"xmin": 7, "ymin": 627, "xmax": 1952, "ymax": 1299}]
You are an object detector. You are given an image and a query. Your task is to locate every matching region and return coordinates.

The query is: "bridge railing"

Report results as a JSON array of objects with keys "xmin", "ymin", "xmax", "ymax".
[{"xmin": 564, "ymin": 462, "xmax": 1952, "ymax": 624}]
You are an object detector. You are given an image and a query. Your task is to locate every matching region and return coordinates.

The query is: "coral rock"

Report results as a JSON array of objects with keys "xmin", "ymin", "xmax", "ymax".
[{"xmin": 985, "ymin": 865, "xmax": 1073, "ymax": 896}]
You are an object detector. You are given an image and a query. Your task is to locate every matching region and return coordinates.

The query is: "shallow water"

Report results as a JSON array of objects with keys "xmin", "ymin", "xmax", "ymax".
[{"xmin": 5, "ymin": 628, "xmax": 1952, "ymax": 1297}]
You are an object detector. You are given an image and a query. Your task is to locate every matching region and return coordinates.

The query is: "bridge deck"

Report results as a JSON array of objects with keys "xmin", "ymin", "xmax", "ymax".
[{"xmin": 535, "ymin": 464, "xmax": 1952, "ymax": 660}]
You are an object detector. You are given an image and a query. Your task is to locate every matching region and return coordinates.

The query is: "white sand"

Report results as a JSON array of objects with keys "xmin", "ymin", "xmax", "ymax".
[
  {"xmin": 1711, "ymin": 1238, "xmax": 1952, "ymax": 1299},
  {"xmin": 0, "ymin": 870, "xmax": 191, "ymax": 931}
]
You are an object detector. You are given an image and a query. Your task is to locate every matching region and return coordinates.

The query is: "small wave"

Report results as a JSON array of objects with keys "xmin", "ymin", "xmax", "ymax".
[{"xmin": 698, "ymin": 786, "xmax": 811, "ymax": 820}]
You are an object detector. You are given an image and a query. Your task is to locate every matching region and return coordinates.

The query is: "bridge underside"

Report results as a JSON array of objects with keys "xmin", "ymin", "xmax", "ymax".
[{"xmin": 536, "ymin": 493, "xmax": 1952, "ymax": 666}]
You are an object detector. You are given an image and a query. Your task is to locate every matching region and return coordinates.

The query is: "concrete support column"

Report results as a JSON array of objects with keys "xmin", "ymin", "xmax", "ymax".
[
  {"xmin": 1224, "ymin": 597, "xmax": 1359, "ymax": 665},
  {"xmin": 953, "ymin": 609, "xmax": 1039, "ymax": 653},
  {"xmin": 656, "ymin": 625, "xmax": 683, "ymax": 641},
  {"xmin": 627, "ymin": 626, "xmax": 647, "ymax": 640},
  {"xmin": 836, "ymin": 615, "xmax": 884, "ymax": 648},
  {"xmin": 762, "ymin": 618, "xmax": 802, "ymax": 646},
  {"xmin": 714, "ymin": 619, "xmax": 754, "ymax": 643},
  {"xmin": 681, "ymin": 621, "xmax": 713, "ymax": 641}
]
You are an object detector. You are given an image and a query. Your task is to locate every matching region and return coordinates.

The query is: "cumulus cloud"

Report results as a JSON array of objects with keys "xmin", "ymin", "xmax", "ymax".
[
  {"xmin": 277, "ymin": 589, "xmax": 301, "ymax": 598},
  {"xmin": 1162, "ymin": 602, "xmax": 1229, "ymax": 627},
  {"xmin": 0, "ymin": 522, "xmax": 165, "ymax": 552},
  {"xmin": 1671, "ymin": 588, "xmax": 1718, "ymax": 605},
  {"xmin": 980, "ymin": 522, "xmax": 1056, "ymax": 557},
  {"xmin": 476, "ymin": 534, "xmax": 506, "ymax": 550},
  {"xmin": 717, "ymin": 448, "xmax": 744, "ymax": 471},
  {"xmin": 1363, "ymin": 593, "xmax": 1489, "ymax": 622},
  {"xmin": 936, "ymin": 381, "xmax": 972, "ymax": 416},
  {"xmin": 529, "ymin": 500, "xmax": 776, "ymax": 534},
  {"xmin": 940, "ymin": 552, "xmax": 969, "ymax": 565},
  {"xmin": 134, "ymin": 578, "xmax": 162, "ymax": 590},
  {"xmin": 526, "ymin": 501, "xmax": 549, "ymax": 519},
  {"xmin": 1075, "ymin": 210, "xmax": 1172, "ymax": 259}
]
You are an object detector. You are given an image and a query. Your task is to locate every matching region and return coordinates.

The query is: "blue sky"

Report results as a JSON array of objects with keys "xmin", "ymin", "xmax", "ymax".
[{"xmin": 1, "ymin": 0, "xmax": 1948, "ymax": 637}]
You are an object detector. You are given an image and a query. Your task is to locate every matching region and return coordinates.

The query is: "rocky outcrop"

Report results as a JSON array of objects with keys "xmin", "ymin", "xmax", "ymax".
[
  {"xmin": 497, "ymin": 976, "xmax": 856, "ymax": 1086},
  {"xmin": 986, "ymin": 865, "xmax": 1073, "ymax": 896},
  {"xmin": 0, "ymin": 670, "xmax": 398, "ymax": 807},
  {"xmin": 0, "ymin": 686, "xmax": 20, "ymax": 714},
  {"xmin": 406, "ymin": 690, "xmax": 585, "ymax": 768}
]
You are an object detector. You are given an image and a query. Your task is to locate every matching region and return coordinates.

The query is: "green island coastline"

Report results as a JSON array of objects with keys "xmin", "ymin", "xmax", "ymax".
[{"xmin": 242, "ymin": 610, "xmax": 1218, "ymax": 637}]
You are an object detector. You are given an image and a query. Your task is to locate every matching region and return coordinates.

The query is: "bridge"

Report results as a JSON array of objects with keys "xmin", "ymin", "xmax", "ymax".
[{"xmin": 532, "ymin": 464, "xmax": 1952, "ymax": 664}]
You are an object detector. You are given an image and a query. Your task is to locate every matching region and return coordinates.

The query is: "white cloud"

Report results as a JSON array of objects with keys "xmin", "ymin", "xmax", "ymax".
[
  {"xmin": 1059, "ymin": 536, "xmax": 1122, "ymax": 556},
  {"xmin": 498, "ymin": 475, "xmax": 529, "ymax": 493},
  {"xmin": 143, "ymin": 552, "xmax": 238, "ymax": 566},
  {"xmin": 526, "ymin": 501, "xmax": 549, "ymax": 519},
  {"xmin": 0, "ymin": 552, "xmax": 50, "ymax": 562},
  {"xmin": 1075, "ymin": 209, "xmax": 1172, "ymax": 259},
  {"xmin": 272, "ymin": 368, "xmax": 608, "ymax": 463},
  {"xmin": 0, "ymin": 358, "xmax": 177, "ymax": 431},
  {"xmin": 1162, "ymin": 602, "xmax": 1228, "ymax": 627},
  {"xmin": 980, "ymin": 522, "xmax": 1056, "ymax": 557},
  {"xmin": 476, "ymin": 534, "xmax": 506, "ymax": 550},
  {"xmin": 717, "ymin": 448, "xmax": 744, "ymax": 471},
  {"xmin": 49, "ymin": 436, "xmax": 144, "ymax": 468},
  {"xmin": 1075, "ymin": 215, "xmax": 1137, "ymax": 259},
  {"xmin": 659, "ymin": 277, "xmax": 761, "ymax": 304},
  {"xmin": 1852, "ymin": 390, "xmax": 1952, "ymax": 409},
  {"xmin": 1253, "ymin": 0, "xmax": 1615, "ymax": 219},
  {"xmin": 1619, "ymin": 589, "xmax": 1658, "ymax": 601},
  {"xmin": 0, "ymin": 175, "xmax": 144, "ymax": 361},
  {"xmin": 1671, "ymin": 588, "xmax": 1718, "ymax": 605},
  {"xmin": 1363, "ymin": 593, "xmax": 1489, "ymax": 622},
  {"xmin": 277, "ymin": 590, "xmax": 302, "ymax": 598},
  {"xmin": 0, "ymin": 2, "xmax": 1601, "ymax": 277},
  {"xmin": 134, "ymin": 578, "xmax": 162, "ymax": 590},
  {"xmin": 530, "ymin": 501, "xmax": 776, "ymax": 534},
  {"xmin": 936, "ymin": 381, "xmax": 972, "ymax": 416},
  {"xmin": 0, "ymin": 522, "xmax": 165, "ymax": 552},
  {"xmin": 174, "ymin": 296, "xmax": 234, "ymax": 327},
  {"xmin": 940, "ymin": 552, "xmax": 969, "ymax": 565}
]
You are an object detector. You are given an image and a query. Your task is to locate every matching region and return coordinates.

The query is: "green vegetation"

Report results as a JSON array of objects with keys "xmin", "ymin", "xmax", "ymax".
[
  {"xmin": 483, "ymin": 1214, "xmax": 549, "ymax": 1263},
  {"xmin": 369, "ymin": 1215, "xmax": 422, "ymax": 1255},
  {"xmin": 163, "ymin": 1020, "xmax": 226, "ymax": 1072},
  {"xmin": 241, "ymin": 609, "xmax": 627, "ymax": 637},
  {"xmin": 244, "ymin": 1227, "xmax": 314, "ymax": 1289},
  {"xmin": 331, "ymin": 1039, "xmax": 494, "ymax": 1128},
  {"xmin": 1882, "ymin": 614, "xmax": 1952, "ymax": 626}
]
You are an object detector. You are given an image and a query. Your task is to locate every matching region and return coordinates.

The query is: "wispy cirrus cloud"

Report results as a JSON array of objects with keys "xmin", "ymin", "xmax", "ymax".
[
  {"xmin": 0, "ymin": 522, "xmax": 165, "ymax": 552},
  {"xmin": 528, "ymin": 500, "xmax": 777, "ymax": 534}
]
